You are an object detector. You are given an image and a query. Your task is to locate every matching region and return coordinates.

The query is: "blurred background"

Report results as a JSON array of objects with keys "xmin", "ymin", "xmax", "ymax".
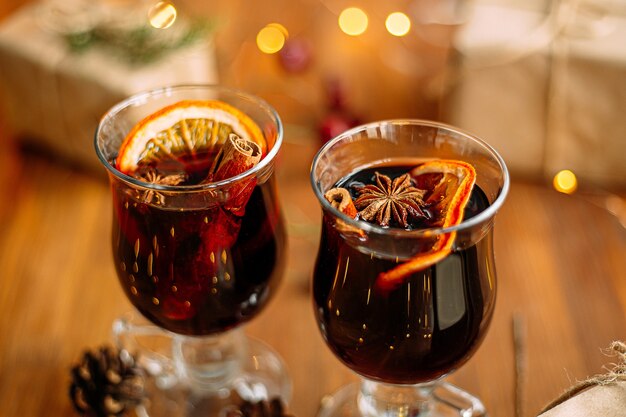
[
  {"xmin": 0, "ymin": 2, "xmax": 625, "ymax": 416},
  {"xmin": 1, "ymin": 0, "xmax": 625, "ymax": 191}
]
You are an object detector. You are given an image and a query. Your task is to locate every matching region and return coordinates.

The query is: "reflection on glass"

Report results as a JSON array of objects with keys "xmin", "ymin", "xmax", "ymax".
[{"xmin": 310, "ymin": 120, "xmax": 509, "ymax": 417}]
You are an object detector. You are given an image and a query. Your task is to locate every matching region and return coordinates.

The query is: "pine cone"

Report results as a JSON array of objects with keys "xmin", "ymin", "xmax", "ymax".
[
  {"xmin": 69, "ymin": 345, "xmax": 145, "ymax": 417},
  {"xmin": 226, "ymin": 398, "xmax": 294, "ymax": 417}
]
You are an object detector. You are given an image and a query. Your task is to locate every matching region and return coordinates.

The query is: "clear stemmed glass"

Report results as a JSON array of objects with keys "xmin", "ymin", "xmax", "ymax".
[
  {"xmin": 95, "ymin": 85, "xmax": 289, "ymax": 416},
  {"xmin": 310, "ymin": 120, "xmax": 509, "ymax": 417}
]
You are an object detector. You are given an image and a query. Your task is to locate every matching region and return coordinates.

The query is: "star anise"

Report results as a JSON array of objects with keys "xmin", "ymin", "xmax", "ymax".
[
  {"xmin": 354, "ymin": 172, "xmax": 426, "ymax": 228},
  {"xmin": 137, "ymin": 169, "xmax": 186, "ymax": 204}
]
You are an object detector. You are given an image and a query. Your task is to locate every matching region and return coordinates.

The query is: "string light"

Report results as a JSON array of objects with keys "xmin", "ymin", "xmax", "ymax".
[
  {"xmin": 553, "ymin": 170, "xmax": 578, "ymax": 194},
  {"xmin": 148, "ymin": 1, "xmax": 177, "ymax": 29},
  {"xmin": 267, "ymin": 23, "xmax": 289, "ymax": 38},
  {"xmin": 257, "ymin": 23, "xmax": 288, "ymax": 54},
  {"xmin": 339, "ymin": 7, "xmax": 368, "ymax": 36},
  {"xmin": 386, "ymin": 12, "xmax": 411, "ymax": 36}
]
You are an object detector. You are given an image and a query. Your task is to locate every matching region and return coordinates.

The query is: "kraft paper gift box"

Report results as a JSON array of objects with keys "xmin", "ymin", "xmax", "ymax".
[
  {"xmin": 0, "ymin": 2, "xmax": 218, "ymax": 169},
  {"xmin": 538, "ymin": 341, "xmax": 626, "ymax": 417},
  {"xmin": 539, "ymin": 382, "xmax": 626, "ymax": 417},
  {"xmin": 444, "ymin": 0, "xmax": 626, "ymax": 188}
]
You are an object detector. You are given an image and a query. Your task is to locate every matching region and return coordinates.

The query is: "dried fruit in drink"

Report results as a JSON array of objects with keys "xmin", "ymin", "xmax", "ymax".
[
  {"xmin": 354, "ymin": 172, "xmax": 426, "ymax": 228},
  {"xmin": 113, "ymin": 101, "xmax": 268, "ymax": 324},
  {"xmin": 324, "ymin": 187, "xmax": 358, "ymax": 218},
  {"xmin": 116, "ymin": 100, "xmax": 266, "ymax": 175},
  {"xmin": 375, "ymin": 160, "xmax": 476, "ymax": 290}
]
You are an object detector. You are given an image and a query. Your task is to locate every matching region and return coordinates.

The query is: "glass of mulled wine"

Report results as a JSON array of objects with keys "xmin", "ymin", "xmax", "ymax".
[
  {"xmin": 310, "ymin": 120, "xmax": 509, "ymax": 417},
  {"xmin": 95, "ymin": 85, "xmax": 288, "ymax": 415}
]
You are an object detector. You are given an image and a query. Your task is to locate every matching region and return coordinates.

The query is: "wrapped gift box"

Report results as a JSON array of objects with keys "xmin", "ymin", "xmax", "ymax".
[
  {"xmin": 444, "ymin": 1, "xmax": 626, "ymax": 188},
  {"xmin": 539, "ymin": 341, "xmax": 626, "ymax": 417},
  {"xmin": 539, "ymin": 382, "xmax": 626, "ymax": 417},
  {"xmin": 0, "ymin": 3, "xmax": 218, "ymax": 169}
]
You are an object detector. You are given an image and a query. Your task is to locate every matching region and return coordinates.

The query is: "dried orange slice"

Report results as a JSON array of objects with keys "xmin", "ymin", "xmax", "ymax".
[
  {"xmin": 376, "ymin": 160, "xmax": 476, "ymax": 290},
  {"xmin": 116, "ymin": 100, "xmax": 266, "ymax": 174}
]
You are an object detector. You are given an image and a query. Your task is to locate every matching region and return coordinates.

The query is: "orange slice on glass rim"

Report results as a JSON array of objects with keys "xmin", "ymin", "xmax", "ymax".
[
  {"xmin": 376, "ymin": 159, "xmax": 477, "ymax": 291},
  {"xmin": 116, "ymin": 100, "xmax": 266, "ymax": 174}
]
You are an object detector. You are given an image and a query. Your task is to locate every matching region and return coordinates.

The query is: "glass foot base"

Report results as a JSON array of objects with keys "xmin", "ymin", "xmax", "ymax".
[
  {"xmin": 133, "ymin": 337, "xmax": 291, "ymax": 417},
  {"xmin": 318, "ymin": 382, "xmax": 487, "ymax": 417},
  {"xmin": 113, "ymin": 317, "xmax": 291, "ymax": 417}
]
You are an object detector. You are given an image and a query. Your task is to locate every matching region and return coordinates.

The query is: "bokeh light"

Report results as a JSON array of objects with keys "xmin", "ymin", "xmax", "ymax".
[
  {"xmin": 267, "ymin": 23, "xmax": 289, "ymax": 38},
  {"xmin": 553, "ymin": 170, "xmax": 578, "ymax": 194},
  {"xmin": 339, "ymin": 7, "xmax": 368, "ymax": 36},
  {"xmin": 148, "ymin": 1, "xmax": 177, "ymax": 29},
  {"xmin": 386, "ymin": 12, "xmax": 411, "ymax": 36},
  {"xmin": 257, "ymin": 23, "xmax": 288, "ymax": 54}
]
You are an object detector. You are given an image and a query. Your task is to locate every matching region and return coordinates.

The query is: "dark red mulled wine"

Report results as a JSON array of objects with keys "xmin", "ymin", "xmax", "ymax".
[
  {"xmin": 313, "ymin": 165, "xmax": 495, "ymax": 384},
  {"xmin": 111, "ymin": 151, "xmax": 285, "ymax": 336}
]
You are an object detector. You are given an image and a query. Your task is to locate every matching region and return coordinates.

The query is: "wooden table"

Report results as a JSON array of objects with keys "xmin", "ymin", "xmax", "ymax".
[
  {"xmin": 0, "ymin": 127, "xmax": 625, "ymax": 417},
  {"xmin": 1, "ymin": 2, "xmax": 625, "ymax": 416}
]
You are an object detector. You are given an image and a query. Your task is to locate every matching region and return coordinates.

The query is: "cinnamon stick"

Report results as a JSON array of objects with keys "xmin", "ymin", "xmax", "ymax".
[
  {"xmin": 324, "ymin": 188, "xmax": 357, "ymax": 218},
  {"xmin": 205, "ymin": 133, "xmax": 263, "ymax": 217},
  {"xmin": 209, "ymin": 133, "xmax": 262, "ymax": 182}
]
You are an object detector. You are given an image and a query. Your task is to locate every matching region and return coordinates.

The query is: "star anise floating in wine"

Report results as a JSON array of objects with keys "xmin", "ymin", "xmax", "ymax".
[
  {"xmin": 354, "ymin": 172, "xmax": 427, "ymax": 228},
  {"xmin": 322, "ymin": 160, "xmax": 477, "ymax": 289},
  {"xmin": 137, "ymin": 168, "xmax": 186, "ymax": 205}
]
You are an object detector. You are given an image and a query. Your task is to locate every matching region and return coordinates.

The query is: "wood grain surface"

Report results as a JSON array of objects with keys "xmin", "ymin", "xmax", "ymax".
[
  {"xmin": 0, "ymin": 2, "xmax": 625, "ymax": 416},
  {"xmin": 0, "ymin": 132, "xmax": 624, "ymax": 417}
]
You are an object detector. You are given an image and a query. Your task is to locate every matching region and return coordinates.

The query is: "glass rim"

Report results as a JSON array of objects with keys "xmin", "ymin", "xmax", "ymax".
[
  {"xmin": 94, "ymin": 84, "xmax": 284, "ymax": 192},
  {"xmin": 310, "ymin": 119, "xmax": 510, "ymax": 237}
]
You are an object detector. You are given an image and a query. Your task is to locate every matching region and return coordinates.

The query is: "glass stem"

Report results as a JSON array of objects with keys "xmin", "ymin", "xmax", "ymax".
[
  {"xmin": 358, "ymin": 379, "xmax": 434, "ymax": 417},
  {"xmin": 172, "ymin": 328, "xmax": 248, "ymax": 393}
]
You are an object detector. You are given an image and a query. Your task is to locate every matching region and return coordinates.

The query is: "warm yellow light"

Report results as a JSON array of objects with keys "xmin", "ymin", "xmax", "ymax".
[
  {"xmin": 386, "ymin": 12, "xmax": 411, "ymax": 36},
  {"xmin": 267, "ymin": 22, "xmax": 289, "ymax": 38},
  {"xmin": 339, "ymin": 7, "xmax": 368, "ymax": 36},
  {"xmin": 553, "ymin": 169, "xmax": 578, "ymax": 194},
  {"xmin": 256, "ymin": 24, "xmax": 287, "ymax": 54},
  {"xmin": 148, "ymin": 1, "xmax": 177, "ymax": 29}
]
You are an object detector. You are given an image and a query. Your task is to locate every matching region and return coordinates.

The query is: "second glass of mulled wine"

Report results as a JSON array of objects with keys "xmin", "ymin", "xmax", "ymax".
[
  {"xmin": 310, "ymin": 120, "xmax": 509, "ymax": 417},
  {"xmin": 95, "ymin": 85, "xmax": 289, "ymax": 416}
]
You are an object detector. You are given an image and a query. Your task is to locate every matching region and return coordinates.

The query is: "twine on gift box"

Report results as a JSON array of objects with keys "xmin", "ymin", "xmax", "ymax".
[{"xmin": 539, "ymin": 341, "xmax": 626, "ymax": 414}]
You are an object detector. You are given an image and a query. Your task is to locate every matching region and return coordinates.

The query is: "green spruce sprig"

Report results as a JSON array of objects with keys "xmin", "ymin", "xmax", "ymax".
[{"xmin": 65, "ymin": 18, "xmax": 214, "ymax": 65}]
